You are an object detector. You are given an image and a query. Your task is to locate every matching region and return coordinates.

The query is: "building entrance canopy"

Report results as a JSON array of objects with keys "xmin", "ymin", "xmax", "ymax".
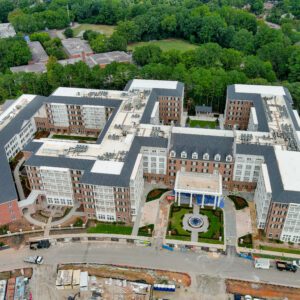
[{"xmin": 174, "ymin": 171, "xmax": 224, "ymax": 208}]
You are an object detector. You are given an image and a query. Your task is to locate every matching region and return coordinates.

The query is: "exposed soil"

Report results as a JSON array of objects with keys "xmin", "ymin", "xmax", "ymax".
[
  {"xmin": 226, "ymin": 279, "xmax": 300, "ymax": 300},
  {"xmin": 58, "ymin": 264, "xmax": 191, "ymax": 287},
  {"xmin": 0, "ymin": 268, "xmax": 33, "ymax": 280}
]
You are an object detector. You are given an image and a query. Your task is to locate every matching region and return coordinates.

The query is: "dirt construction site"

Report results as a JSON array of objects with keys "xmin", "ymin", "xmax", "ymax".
[{"xmin": 226, "ymin": 279, "xmax": 300, "ymax": 300}]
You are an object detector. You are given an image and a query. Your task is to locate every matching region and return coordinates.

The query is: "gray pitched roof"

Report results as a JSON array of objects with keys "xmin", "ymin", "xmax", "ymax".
[
  {"xmin": 236, "ymin": 144, "xmax": 300, "ymax": 204},
  {"xmin": 227, "ymin": 85, "xmax": 269, "ymax": 132},
  {"xmin": 170, "ymin": 133, "xmax": 234, "ymax": 162},
  {"xmin": 195, "ymin": 105, "xmax": 212, "ymax": 113}
]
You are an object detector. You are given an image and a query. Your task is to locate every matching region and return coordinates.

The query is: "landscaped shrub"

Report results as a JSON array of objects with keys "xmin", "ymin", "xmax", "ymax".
[
  {"xmin": 146, "ymin": 188, "xmax": 170, "ymax": 202},
  {"xmin": 238, "ymin": 233, "xmax": 253, "ymax": 248},
  {"xmin": 228, "ymin": 195, "xmax": 248, "ymax": 210}
]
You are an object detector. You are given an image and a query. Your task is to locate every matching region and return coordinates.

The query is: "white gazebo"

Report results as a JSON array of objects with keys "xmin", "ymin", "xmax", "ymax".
[{"xmin": 174, "ymin": 171, "xmax": 223, "ymax": 208}]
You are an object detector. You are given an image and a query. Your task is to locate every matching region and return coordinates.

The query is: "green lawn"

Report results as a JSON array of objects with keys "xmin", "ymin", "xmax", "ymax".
[
  {"xmin": 128, "ymin": 39, "xmax": 199, "ymax": 52},
  {"xmin": 198, "ymin": 209, "xmax": 223, "ymax": 241},
  {"xmin": 52, "ymin": 134, "xmax": 98, "ymax": 141},
  {"xmin": 259, "ymin": 245, "xmax": 300, "ymax": 255},
  {"xmin": 87, "ymin": 223, "xmax": 133, "ymax": 235},
  {"xmin": 168, "ymin": 206, "xmax": 193, "ymax": 238},
  {"xmin": 189, "ymin": 120, "xmax": 217, "ymax": 129},
  {"xmin": 73, "ymin": 24, "xmax": 116, "ymax": 37}
]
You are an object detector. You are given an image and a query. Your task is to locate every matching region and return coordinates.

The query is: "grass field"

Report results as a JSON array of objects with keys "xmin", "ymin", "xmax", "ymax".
[
  {"xmin": 87, "ymin": 223, "xmax": 133, "ymax": 235},
  {"xmin": 189, "ymin": 120, "xmax": 217, "ymax": 129},
  {"xmin": 128, "ymin": 39, "xmax": 199, "ymax": 52},
  {"xmin": 73, "ymin": 24, "xmax": 116, "ymax": 37},
  {"xmin": 259, "ymin": 245, "xmax": 300, "ymax": 255}
]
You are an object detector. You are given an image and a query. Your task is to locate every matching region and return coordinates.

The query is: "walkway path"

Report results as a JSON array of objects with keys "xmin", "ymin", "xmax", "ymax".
[
  {"xmin": 191, "ymin": 205, "xmax": 200, "ymax": 242},
  {"xmin": 152, "ymin": 192, "xmax": 172, "ymax": 249},
  {"xmin": 23, "ymin": 202, "xmax": 84, "ymax": 229},
  {"xmin": 13, "ymin": 157, "xmax": 25, "ymax": 200},
  {"xmin": 131, "ymin": 183, "xmax": 168, "ymax": 236},
  {"xmin": 223, "ymin": 196, "xmax": 237, "ymax": 246}
]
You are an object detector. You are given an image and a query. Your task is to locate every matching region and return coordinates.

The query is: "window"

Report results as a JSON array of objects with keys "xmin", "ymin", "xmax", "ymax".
[
  {"xmin": 226, "ymin": 155, "xmax": 233, "ymax": 162},
  {"xmin": 181, "ymin": 151, "xmax": 187, "ymax": 159},
  {"xmin": 192, "ymin": 152, "xmax": 198, "ymax": 160},
  {"xmin": 170, "ymin": 150, "xmax": 176, "ymax": 158},
  {"xmin": 214, "ymin": 154, "xmax": 221, "ymax": 161},
  {"xmin": 203, "ymin": 153, "xmax": 209, "ymax": 160}
]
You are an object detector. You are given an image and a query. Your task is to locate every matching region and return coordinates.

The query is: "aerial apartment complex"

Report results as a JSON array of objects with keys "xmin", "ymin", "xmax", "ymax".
[{"xmin": 1, "ymin": 80, "xmax": 300, "ymax": 243}]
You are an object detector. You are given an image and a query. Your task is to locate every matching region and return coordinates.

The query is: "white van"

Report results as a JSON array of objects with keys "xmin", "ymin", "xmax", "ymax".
[{"xmin": 254, "ymin": 258, "xmax": 270, "ymax": 269}]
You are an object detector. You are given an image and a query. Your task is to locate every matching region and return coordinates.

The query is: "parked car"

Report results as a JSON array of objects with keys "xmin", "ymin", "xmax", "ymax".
[
  {"xmin": 254, "ymin": 258, "xmax": 270, "ymax": 269},
  {"xmin": 276, "ymin": 261, "xmax": 297, "ymax": 272},
  {"xmin": 24, "ymin": 255, "xmax": 44, "ymax": 265},
  {"xmin": 292, "ymin": 260, "xmax": 300, "ymax": 268},
  {"xmin": 30, "ymin": 239, "xmax": 51, "ymax": 250}
]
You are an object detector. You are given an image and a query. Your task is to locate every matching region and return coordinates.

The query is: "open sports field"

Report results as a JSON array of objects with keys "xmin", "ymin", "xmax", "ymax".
[
  {"xmin": 128, "ymin": 39, "xmax": 199, "ymax": 52},
  {"xmin": 73, "ymin": 24, "xmax": 115, "ymax": 37}
]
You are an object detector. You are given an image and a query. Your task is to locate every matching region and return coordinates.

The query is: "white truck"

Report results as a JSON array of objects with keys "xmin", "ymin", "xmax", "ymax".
[
  {"xmin": 254, "ymin": 258, "xmax": 270, "ymax": 269},
  {"xmin": 24, "ymin": 255, "xmax": 44, "ymax": 265}
]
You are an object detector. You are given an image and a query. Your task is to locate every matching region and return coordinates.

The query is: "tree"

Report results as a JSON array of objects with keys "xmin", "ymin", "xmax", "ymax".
[
  {"xmin": 0, "ymin": 37, "xmax": 31, "ymax": 72},
  {"xmin": 250, "ymin": 0, "xmax": 264, "ymax": 15},
  {"xmin": 107, "ymin": 32, "xmax": 127, "ymax": 51},
  {"xmin": 230, "ymin": 29, "xmax": 254, "ymax": 54},
  {"xmin": 288, "ymin": 47, "xmax": 300, "ymax": 82},
  {"xmin": 116, "ymin": 20, "xmax": 141, "ymax": 43},
  {"xmin": 243, "ymin": 55, "xmax": 276, "ymax": 82},
  {"xmin": 258, "ymin": 42, "xmax": 292, "ymax": 79},
  {"xmin": 43, "ymin": 38, "xmax": 67, "ymax": 60},
  {"xmin": 89, "ymin": 34, "xmax": 109, "ymax": 53},
  {"xmin": 29, "ymin": 32, "xmax": 51, "ymax": 44},
  {"xmin": 197, "ymin": 15, "xmax": 227, "ymax": 44},
  {"xmin": 161, "ymin": 15, "xmax": 177, "ymax": 35},
  {"xmin": 64, "ymin": 28, "xmax": 74, "ymax": 38},
  {"xmin": 221, "ymin": 48, "xmax": 243, "ymax": 70},
  {"xmin": 132, "ymin": 45, "xmax": 162, "ymax": 66},
  {"xmin": 0, "ymin": 0, "xmax": 14, "ymax": 23}
]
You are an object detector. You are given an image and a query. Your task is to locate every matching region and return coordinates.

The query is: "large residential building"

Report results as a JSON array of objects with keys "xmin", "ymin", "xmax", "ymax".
[{"xmin": 1, "ymin": 81, "xmax": 300, "ymax": 244}]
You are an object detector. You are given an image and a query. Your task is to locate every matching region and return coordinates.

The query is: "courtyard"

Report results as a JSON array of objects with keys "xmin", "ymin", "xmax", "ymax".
[{"xmin": 166, "ymin": 204, "xmax": 224, "ymax": 244}]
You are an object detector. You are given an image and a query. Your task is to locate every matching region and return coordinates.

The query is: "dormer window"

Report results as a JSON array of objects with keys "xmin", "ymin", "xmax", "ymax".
[
  {"xmin": 170, "ymin": 150, "xmax": 176, "ymax": 158},
  {"xmin": 203, "ymin": 153, "xmax": 209, "ymax": 160},
  {"xmin": 226, "ymin": 155, "xmax": 233, "ymax": 162},
  {"xmin": 214, "ymin": 154, "xmax": 221, "ymax": 161},
  {"xmin": 192, "ymin": 152, "xmax": 198, "ymax": 160},
  {"xmin": 181, "ymin": 151, "xmax": 187, "ymax": 159}
]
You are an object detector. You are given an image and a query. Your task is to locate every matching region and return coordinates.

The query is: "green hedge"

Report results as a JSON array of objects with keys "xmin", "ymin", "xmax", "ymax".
[
  {"xmin": 138, "ymin": 224, "xmax": 154, "ymax": 237},
  {"xmin": 238, "ymin": 233, "xmax": 253, "ymax": 248}
]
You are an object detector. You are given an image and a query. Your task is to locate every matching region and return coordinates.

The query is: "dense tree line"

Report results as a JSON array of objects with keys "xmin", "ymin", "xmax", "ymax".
[
  {"xmin": 0, "ymin": 48, "xmax": 299, "ymax": 114},
  {"xmin": 0, "ymin": 0, "xmax": 299, "ymax": 113}
]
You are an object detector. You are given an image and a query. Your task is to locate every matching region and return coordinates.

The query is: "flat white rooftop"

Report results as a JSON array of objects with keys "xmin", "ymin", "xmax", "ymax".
[
  {"xmin": 91, "ymin": 160, "xmax": 123, "ymax": 174},
  {"xmin": 275, "ymin": 146, "xmax": 300, "ymax": 192},
  {"xmin": 174, "ymin": 171, "xmax": 222, "ymax": 195},
  {"xmin": 129, "ymin": 79, "xmax": 178, "ymax": 90},
  {"xmin": 172, "ymin": 127, "xmax": 234, "ymax": 137},
  {"xmin": 234, "ymin": 84, "xmax": 286, "ymax": 96}
]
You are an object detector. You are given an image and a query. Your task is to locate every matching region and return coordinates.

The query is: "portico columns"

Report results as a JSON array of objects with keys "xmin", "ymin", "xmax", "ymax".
[
  {"xmin": 201, "ymin": 194, "xmax": 205, "ymax": 208},
  {"xmin": 213, "ymin": 195, "xmax": 217, "ymax": 209},
  {"xmin": 175, "ymin": 191, "xmax": 178, "ymax": 203},
  {"xmin": 189, "ymin": 193, "xmax": 193, "ymax": 207},
  {"xmin": 178, "ymin": 192, "xmax": 181, "ymax": 206}
]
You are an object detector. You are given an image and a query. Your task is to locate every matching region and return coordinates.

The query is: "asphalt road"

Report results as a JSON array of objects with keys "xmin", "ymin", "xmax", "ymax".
[{"xmin": 1, "ymin": 242, "xmax": 300, "ymax": 288}]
